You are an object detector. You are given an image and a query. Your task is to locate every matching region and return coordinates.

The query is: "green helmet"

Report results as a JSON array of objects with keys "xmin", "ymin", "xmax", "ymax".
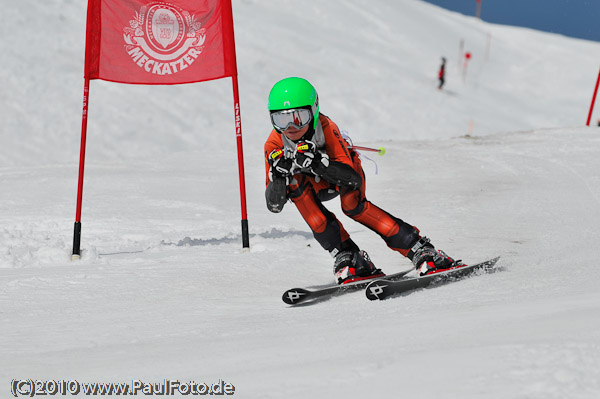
[{"xmin": 268, "ymin": 77, "xmax": 319, "ymax": 132}]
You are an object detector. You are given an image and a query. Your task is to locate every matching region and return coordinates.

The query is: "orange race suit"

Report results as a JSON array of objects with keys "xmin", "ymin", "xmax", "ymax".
[{"xmin": 264, "ymin": 114, "xmax": 421, "ymax": 257}]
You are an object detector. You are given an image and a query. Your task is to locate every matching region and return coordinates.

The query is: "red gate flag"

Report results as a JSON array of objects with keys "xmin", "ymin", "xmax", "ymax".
[
  {"xmin": 73, "ymin": 0, "xmax": 249, "ymax": 258},
  {"xmin": 85, "ymin": 0, "xmax": 237, "ymax": 84}
]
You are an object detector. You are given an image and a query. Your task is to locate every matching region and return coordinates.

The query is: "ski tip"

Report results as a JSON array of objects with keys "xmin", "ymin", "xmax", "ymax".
[
  {"xmin": 484, "ymin": 256, "xmax": 501, "ymax": 268},
  {"xmin": 282, "ymin": 288, "xmax": 311, "ymax": 305},
  {"xmin": 461, "ymin": 256, "xmax": 501, "ymax": 270}
]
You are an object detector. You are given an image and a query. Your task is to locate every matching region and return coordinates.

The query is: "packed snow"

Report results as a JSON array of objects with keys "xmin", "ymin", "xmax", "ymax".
[{"xmin": 2, "ymin": 0, "xmax": 600, "ymax": 398}]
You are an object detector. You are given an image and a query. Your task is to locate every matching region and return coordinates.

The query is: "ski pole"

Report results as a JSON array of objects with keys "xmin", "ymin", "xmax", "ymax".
[{"xmin": 350, "ymin": 145, "xmax": 386, "ymax": 156}]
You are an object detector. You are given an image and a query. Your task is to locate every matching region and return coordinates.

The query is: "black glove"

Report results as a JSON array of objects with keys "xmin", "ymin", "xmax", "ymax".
[
  {"xmin": 265, "ymin": 178, "xmax": 287, "ymax": 213},
  {"xmin": 293, "ymin": 140, "xmax": 330, "ymax": 175},
  {"xmin": 268, "ymin": 148, "xmax": 294, "ymax": 183}
]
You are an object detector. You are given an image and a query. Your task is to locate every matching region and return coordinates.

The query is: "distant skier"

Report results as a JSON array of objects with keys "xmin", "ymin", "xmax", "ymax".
[
  {"xmin": 438, "ymin": 57, "xmax": 446, "ymax": 90},
  {"xmin": 264, "ymin": 77, "xmax": 457, "ymax": 284}
]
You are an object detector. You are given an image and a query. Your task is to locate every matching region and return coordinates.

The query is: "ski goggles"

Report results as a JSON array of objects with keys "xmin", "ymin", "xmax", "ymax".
[{"xmin": 270, "ymin": 108, "xmax": 312, "ymax": 132}]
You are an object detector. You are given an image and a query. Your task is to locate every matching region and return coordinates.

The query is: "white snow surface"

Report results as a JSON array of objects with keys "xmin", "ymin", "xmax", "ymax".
[{"xmin": 2, "ymin": 0, "xmax": 600, "ymax": 398}]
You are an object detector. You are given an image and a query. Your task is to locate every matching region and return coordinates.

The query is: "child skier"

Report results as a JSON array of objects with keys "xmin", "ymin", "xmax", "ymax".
[{"xmin": 264, "ymin": 77, "xmax": 457, "ymax": 284}]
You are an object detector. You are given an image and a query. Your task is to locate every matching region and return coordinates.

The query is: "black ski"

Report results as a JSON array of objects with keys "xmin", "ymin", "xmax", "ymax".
[
  {"xmin": 282, "ymin": 269, "xmax": 413, "ymax": 306},
  {"xmin": 365, "ymin": 256, "xmax": 501, "ymax": 301}
]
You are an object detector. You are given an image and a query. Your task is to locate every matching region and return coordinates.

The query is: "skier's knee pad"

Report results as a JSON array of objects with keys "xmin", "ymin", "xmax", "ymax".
[{"xmin": 340, "ymin": 190, "xmax": 364, "ymax": 217}]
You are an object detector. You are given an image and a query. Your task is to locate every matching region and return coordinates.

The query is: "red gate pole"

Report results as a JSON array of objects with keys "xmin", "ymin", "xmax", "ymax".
[
  {"xmin": 72, "ymin": 78, "xmax": 91, "ymax": 259},
  {"xmin": 232, "ymin": 74, "xmax": 250, "ymax": 249},
  {"xmin": 586, "ymin": 66, "xmax": 600, "ymax": 126}
]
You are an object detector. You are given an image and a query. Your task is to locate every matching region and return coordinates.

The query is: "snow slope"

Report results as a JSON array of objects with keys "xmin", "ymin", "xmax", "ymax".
[{"xmin": 2, "ymin": 0, "xmax": 600, "ymax": 398}]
